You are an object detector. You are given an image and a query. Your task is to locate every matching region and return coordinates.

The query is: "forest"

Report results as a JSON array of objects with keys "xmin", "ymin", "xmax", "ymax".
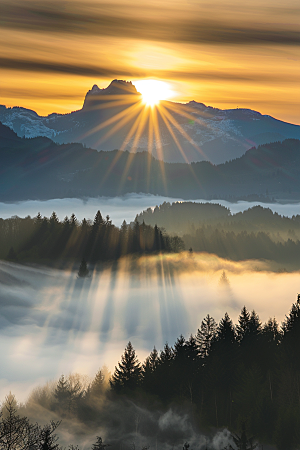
[
  {"xmin": 0, "ymin": 211, "xmax": 184, "ymax": 266},
  {"xmin": 2, "ymin": 121, "xmax": 300, "ymax": 201},
  {"xmin": 3, "ymin": 299, "xmax": 300, "ymax": 449},
  {"xmin": 137, "ymin": 203, "xmax": 300, "ymax": 266},
  {"xmin": 3, "ymin": 202, "xmax": 300, "ymax": 267}
]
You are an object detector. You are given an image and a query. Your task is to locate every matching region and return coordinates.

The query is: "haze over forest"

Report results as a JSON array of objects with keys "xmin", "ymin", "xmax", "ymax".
[{"xmin": 1, "ymin": 0, "xmax": 300, "ymax": 448}]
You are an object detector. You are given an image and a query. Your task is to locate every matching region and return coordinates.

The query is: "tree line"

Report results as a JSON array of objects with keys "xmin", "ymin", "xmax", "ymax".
[
  {"xmin": 0, "ymin": 211, "xmax": 184, "ymax": 265},
  {"xmin": 0, "ymin": 393, "xmax": 107, "ymax": 449},
  {"xmin": 136, "ymin": 203, "xmax": 300, "ymax": 265},
  {"xmin": 2, "ymin": 120, "xmax": 300, "ymax": 202},
  {"xmin": 9, "ymin": 298, "xmax": 300, "ymax": 450}
]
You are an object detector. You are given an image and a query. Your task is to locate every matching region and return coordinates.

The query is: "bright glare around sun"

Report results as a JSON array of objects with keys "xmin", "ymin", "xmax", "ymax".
[{"xmin": 134, "ymin": 79, "xmax": 174, "ymax": 106}]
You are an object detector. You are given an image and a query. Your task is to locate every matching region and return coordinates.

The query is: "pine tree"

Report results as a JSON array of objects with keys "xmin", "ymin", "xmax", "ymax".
[
  {"xmin": 54, "ymin": 375, "xmax": 71, "ymax": 413},
  {"xmin": 231, "ymin": 423, "xmax": 258, "ymax": 450},
  {"xmin": 196, "ymin": 314, "xmax": 217, "ymax": 358},
  {"xmin": 39, "ymin": 421, "xmax": 61, "ymax": 450},
  {"xmin": 141, "ymin": 347, "xmax": 159, "ymax": 393},
  {"xmin": 90, "ymin": 369, "xmax": 105, "ymax": 396},
  {"xmin": 93, "ymin": 211, "xmax": 104, "ymax": 228},
  {"xmin": 216, "ymin": 312, "xmax": 236, "ymax": 345},
  {"xmin": 50, "ymin": 212, "xmax": 59, "ymax": 228},
  {"xmin": 236, "ymin": 306, "xmax": 251, "ymax": 343},
  {"xmin": 0, "ymin": 393, "xmax": 40, "ymax": 449},
  {"xmin": 110, "ymin": 342, "xmax": 141, "ymax": 391},
  {"xmin": 77, "ymin": 258, "xmax": 89, "ymax": 278},
  {"xmin": 91, "ymin": 436, "xmax": 109, "ymax": 450},
  {"xmin": 282, "ymin": 300, "xmax": 300, "ymax": 370},
  {"xmin": 143, "ymin": 347, "xmax": 159, "ymax": 375}
]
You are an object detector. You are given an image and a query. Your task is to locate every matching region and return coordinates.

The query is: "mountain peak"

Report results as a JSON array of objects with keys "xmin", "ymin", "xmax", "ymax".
[{"xmin": 83, "ymin": 79, "xmax": 139, "ymax": 109}]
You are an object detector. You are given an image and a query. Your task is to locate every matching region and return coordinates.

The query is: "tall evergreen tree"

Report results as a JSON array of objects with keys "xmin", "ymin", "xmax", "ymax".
[
  {"xmin": 110, "ymin": 342, "xmax": 141, "ymax": 391},
  {"xmin": 236, "ymin": 306, "xmax": 251, "ymax": 343},
  {"xmin": 90, "ymin": 369, "xmax": 105, "ymax": 397},
  {"xmin": 196, "ymin": 314, "xmax": 217, "ymax": 358},
  {"xmin": 77, "ymin": 258, "xmax": 89, "ymax": 278},
  {"xmin": 282, "ymin": 299, "xmax": 300, "ymax": 371},
  {"xmin": 54, "ymin": 375, "xmax": 71, "ymax": 414}
]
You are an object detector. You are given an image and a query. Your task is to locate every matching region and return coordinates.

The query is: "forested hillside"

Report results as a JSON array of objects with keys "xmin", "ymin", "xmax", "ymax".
[
  {"xmin": 1, "ymin": 122, "xmax": 300, "ymax": 201},
  {"xmin": 7, "ymin": 299, "xmax": 300, "ymax": 450},
  {"xmin": 137, "ymin": 203, "xmax": 300, "ymax": 266},
  {"xmin": 0, "ymin": 211, "xmax": 183, "ymax": 266}
]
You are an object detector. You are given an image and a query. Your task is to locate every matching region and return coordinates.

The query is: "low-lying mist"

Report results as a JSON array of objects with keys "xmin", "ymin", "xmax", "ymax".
[
  {"xmin": 1, "ymin": 194, "xmax": 300, "ymax": 226},
  {"xmin": 0, "ymin": 253, "xmax": 298, "ymax": 407}
]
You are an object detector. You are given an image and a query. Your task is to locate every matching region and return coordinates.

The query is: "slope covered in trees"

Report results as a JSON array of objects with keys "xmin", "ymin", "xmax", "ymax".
[
  {"xmin": 0, "ymin": 211, "xmax": 184, "ymax": 266},
  {"xmin": 8, "ymin": 299, "xmax": 300, "ymax": 449},
  {"xmin": 1, "ymin": 122, "xmax": 300, "ymax": 201},
  {"xmin": 137, "ymin": 203, "xmax": 300, "ymax": 266}
]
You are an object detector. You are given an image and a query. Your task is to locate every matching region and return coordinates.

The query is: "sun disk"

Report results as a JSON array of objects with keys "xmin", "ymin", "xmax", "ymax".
[{"xmin": 134, "ymin": 79, "xmax": 174, "ymax": 106}]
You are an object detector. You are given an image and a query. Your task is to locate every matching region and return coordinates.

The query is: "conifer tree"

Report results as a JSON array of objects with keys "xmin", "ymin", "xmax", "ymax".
[
  {"xmin": 281, "ymin": 299, "xmax": 300, "ymax": 370},
  {"xmin": 196, "ymin": 314, "xmax": 217, "ymax": 358},
  {"xmin": 143, "ymin": 347, "xmax": 159, "ymax": 375},
  {"xmin": 141, "ymin": 347, "xmax": 159, "ymax": 392},
  {"xmin": 110, "ymin": 342, "xmax": 141, "ymax": 391},
  {"xmin": 90, "ymin": 369, "xmax": 105, "ymax": 397},
  {"xmin": 0, "ymin": 394, "xmax": 40, "ymax": 449},
  {"xmin": 236, "ymin": 306, "xmax": 251, "ymax": 343},
  {"xmin": 216, "ymin": 312, "xmax": 236, "ymax": 344},
  {"xmin": 93, "ymin": 211, "xmax": 104, "ymax": 228},
  {"xmin": 54, "ymin": 375, "xmax": 71, "ymax": 413},
  {"xmin": 39, "ymin": 421, "xmax": 61, "ymax": 450},
  {"xmin": 77, "ymin": 258, "xmax": 89, "ymax": 278},
  {"xmin": 91, "ymin": 436, "xmax": 109, "ymax": 450}
]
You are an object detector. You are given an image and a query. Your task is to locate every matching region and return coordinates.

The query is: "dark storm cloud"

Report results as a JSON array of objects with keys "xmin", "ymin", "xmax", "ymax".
[
  {"xmin": 1, "ymin": 55, "xmax": 298, "ymax": 84},
  {"xmin": 0, "ymin": 57, "xmax": 144, "ymax": 78},
  {"xmin": 1, "ymin": 0, "xmax": 300, "ymax": 46}
]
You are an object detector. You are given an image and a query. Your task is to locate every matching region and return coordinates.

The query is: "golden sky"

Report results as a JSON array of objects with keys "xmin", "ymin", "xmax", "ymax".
[{"xmin": 0, "ymin": 0, "xmax": 299, "ymax": 123}]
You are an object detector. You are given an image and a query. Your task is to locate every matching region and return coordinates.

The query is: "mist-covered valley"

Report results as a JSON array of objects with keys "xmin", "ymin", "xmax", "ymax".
[
  {"xmin": 2, "ymin": 0, "xmax": 300, "ymax": 444},
  {"xmin": 2, "ymin": 196, "xmax": 300, "ymax": 449},
  {"xmin": 1, "ymin": 194, "xmax": 300, "ymax": 226},
  {"xmin": 0, "ymin": 255, "xmax": 297, "ymax": 392},
  {"xmin": 0, "ymin": 255, "xmax": 299, "ymax": 449}
]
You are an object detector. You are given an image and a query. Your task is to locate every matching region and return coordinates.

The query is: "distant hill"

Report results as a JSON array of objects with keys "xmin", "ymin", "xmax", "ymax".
[
  {"xmin": 136, "ymin": 203, "xmax": 300, "ymax": 236},
  {"xmin": 136, "ymin": 203, "xmax": 300, "ymax": 266},
  {"xmin": 1, "ymin": 122, "xmax": 300, "ymax": 201},
  {"xmin": 1, "ymin": 79, "xmax": 300, "ymax": 164}
]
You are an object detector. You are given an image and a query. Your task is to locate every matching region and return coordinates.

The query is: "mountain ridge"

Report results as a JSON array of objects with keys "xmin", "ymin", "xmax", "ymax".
[
  {"xmin": 1, "ymin": 121, "xmax": 300, "ymax": 202},
  {"xmin": 1, "ymin": 80, "xmax": 300, "ymax": 164}
]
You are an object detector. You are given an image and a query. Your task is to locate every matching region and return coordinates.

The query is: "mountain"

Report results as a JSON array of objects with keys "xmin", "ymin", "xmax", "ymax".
[
  {"xmin": 1, "ymin": 80, "xmax": 300, "ymax": 164},
  {"xmin": 1, "ymin": 122, "xmax": 300, "ymax": 202}
]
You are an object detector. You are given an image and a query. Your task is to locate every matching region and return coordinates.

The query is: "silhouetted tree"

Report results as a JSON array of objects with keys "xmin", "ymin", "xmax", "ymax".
[
  {"xmin": 0, "ymin": 393, "xmax": 40, "ymax": 449},
  {"xmin": 77, "ymin": 258, "xmax": 89, "ymax": 278},
  {"xmin": 110, "ymin": 342, "xmax": 142, "ymax": 391},
  {"xmin": 196, "ymin": 314, "xmax": 217, "ymax": 359},
  {"xmin": 91, "ymin": 436, "xmax": 109, "ymax": 450},
  {"xmin": 90, "ymin": 369, "xmax": 105, "ymax": 397},
  {"xmin": 39, "ymin": 420, "xmax": 61, "ymax": 450},
  {"xmin": 54, "ymin": 375, "xmax": 71, "ymax": 414}
]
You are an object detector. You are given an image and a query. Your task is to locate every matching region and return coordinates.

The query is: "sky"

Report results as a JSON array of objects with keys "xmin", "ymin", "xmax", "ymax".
[{"xmin": 0, "ymin": 0, "xmax": 299, "ymax": 124}]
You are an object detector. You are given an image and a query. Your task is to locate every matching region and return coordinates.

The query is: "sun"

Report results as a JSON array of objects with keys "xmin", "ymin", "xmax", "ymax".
[{"xmin": 134, "ymin": 79, "xmax": 174, "ymax": 106}]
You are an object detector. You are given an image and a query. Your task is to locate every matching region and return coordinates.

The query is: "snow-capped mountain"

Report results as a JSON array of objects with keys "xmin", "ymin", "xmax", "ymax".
[{"xmin": 1, "ymin": 79, "xmax": 300, "ymax": 164}]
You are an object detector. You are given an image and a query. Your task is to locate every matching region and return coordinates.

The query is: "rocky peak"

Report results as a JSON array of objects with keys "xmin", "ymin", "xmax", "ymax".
[{"xmin": 83, "ymin": 80, "xmax": 139, "ymax": 109}]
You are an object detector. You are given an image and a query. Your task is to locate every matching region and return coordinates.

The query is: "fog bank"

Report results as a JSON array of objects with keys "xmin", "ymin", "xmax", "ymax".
[
  {"xmin": 0, "ymin": 255, "xmax": 298, "ymax": 402},
  {"xmin": 1, "ymin": 194, "xmax": 300, "ymax": 226}
]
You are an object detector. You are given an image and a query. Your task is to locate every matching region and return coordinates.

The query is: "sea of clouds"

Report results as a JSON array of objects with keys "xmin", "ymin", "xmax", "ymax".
[{"xmin": 0, "ymin": 194, "xmax": 300, "ymax": 226}]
